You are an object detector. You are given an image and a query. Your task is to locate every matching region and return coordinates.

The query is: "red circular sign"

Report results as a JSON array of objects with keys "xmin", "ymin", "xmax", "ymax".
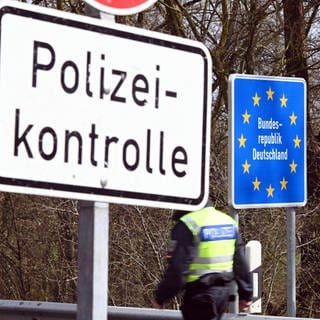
[{"xmin": 85, "ymin": 0, "xmax": 157, "ymax": 15}]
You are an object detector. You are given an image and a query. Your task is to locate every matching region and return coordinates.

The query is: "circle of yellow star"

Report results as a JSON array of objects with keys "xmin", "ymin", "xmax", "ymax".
[
  {"xmin": 242, "ymin": 160, "xmax": 251, "ymax": 173},
  {"xmin": 289, "ymin": 112, "xmax": 297, "ymax": 125},
  {"xmin": 242, "ymin": 110, "xmax": 251, "ymax": 124},
  {"xmin": 280, "ymin": 94, "xmax": 288, "ymax": 107},
  {"xmin": 252, "ymin": 177, "xmax": 261, "ymax": 191},
  {"xmin": 266, "ymin": 87, "xmax": 275, "ymax": 100},
  {"xmin": 293, "ymin": 135, "xmax": 301, "ymax": 148},
  {"xmin": 280, "ymin": 177, "xmax": 288, "ymax": 190},
  {"xmin": 289, "ymin": 160, "xmax": 298, "ymax": 173},
  {"xmin": 266, "ymin": 184, "xmax": 275, "ymax": 197},
  {"xmin": 252, "ymin": 93, "xmax": 261, "ymax": 106},
  {"xmin": 238, "ymin": 134, "xmax": 247, "ymax": 147}
]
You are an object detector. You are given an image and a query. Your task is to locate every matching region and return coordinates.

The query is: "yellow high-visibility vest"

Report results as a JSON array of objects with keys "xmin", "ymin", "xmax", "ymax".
[{"xmin": 180, "ymin": 207, "xmax": 237, "ymax": 283}]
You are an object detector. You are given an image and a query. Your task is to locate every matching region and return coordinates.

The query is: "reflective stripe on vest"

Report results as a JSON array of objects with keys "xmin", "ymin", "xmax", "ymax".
[{"xmin": 180, "ymin": 207, "xmax": 237, "ymax": 283}]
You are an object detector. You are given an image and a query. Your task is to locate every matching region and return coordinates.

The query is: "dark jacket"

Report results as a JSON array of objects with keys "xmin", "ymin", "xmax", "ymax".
[{"xmin": 154, "ymin": 216, "xmax": 253, "ymax": 305}]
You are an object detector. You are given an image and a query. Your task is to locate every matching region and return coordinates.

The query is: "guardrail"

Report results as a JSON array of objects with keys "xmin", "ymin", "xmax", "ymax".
[{"xmin": 0, "ymin": 300, "xmax": 318, "ymax": 320}]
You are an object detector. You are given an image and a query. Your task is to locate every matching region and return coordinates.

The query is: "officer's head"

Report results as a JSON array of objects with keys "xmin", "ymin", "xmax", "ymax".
[{"xmin": 172, "ymin": 209, "xmax": 189, "ymax": 221}]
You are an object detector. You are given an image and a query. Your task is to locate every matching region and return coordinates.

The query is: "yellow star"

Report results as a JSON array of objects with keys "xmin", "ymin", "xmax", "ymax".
[
  {"xmin": 289, "ymin": 160, "xmax": 298, "ymax": 173},
  {"xmin": 289, "ymin": 112, "xmax": 297, "ymax": 125},
  {"xmin": 280, "ymin": 177, "xmax": 288, "ymax": 190},
  {"xmin": 293, "ymin": 135, "xmax": 301, "ymax": 148},
  {"xmin": 266, "ymin": 184, "xmax": 275, "ymax": 197},
  {"xmin": 280, "ymin": 94, "xmax": 288, "ymax": 107},
  {"xmin": 252, "ymin": 177, "xmax": 261, "ymax": 191},
  {"xmin": 266, "ymin": 87, "xmax": 275, "ymax": 100},
  {"xmin": 242, "ymin": 160, "xmax": 251, "ymax": 173},
  {"xmin": 252, "ymin": 93, "xmax": 261, "ymax": 106},
  {"xmin": 242, "ymin": 110, "xmax": 251, "ymax": 124},
  {"xmin": 238, "ymin": 134, "xmax": 247, "ymax": 147}
]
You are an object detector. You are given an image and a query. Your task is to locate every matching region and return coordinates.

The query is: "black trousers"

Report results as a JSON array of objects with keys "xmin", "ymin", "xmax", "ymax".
[{"xmin": 180, "ymin": 285, "xmax": 230, "ymax": 320}]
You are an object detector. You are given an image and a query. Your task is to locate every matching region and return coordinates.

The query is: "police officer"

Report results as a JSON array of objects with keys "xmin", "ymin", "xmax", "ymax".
[{"xmin": 152, "ymin": 202, "xmax": 253, "ymax": 320}]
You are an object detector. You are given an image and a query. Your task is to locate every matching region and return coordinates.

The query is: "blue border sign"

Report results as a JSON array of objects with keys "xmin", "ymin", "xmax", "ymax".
[{"xmin": 228, "ymin": 74, "xmax": 307, "ymax": 209}]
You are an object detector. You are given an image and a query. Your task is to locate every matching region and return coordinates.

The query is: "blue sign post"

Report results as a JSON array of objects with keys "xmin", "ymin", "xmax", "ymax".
[{"xmin": 228, "ymin": 74, "xmax": 307, "ymax": 209}]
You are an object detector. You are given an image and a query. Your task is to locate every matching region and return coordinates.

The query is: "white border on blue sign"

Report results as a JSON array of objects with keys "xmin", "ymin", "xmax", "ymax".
[{"xmin": 228, "ymin": 73, "xmax": 307, "ymax": 209}]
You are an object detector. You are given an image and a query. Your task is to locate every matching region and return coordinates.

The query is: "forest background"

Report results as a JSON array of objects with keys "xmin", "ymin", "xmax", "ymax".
[{"xmin": 0, "ymin": 0, "xmax": 320, "ymax": 318}]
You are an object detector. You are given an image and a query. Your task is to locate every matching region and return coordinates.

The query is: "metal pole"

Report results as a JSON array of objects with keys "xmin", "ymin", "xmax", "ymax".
[
  {"xmin": 229, "ymin": 207, "xmax": 239, "ymax": 314},
  {"xmin": 286, "ymin": 207, "xmax": 296, "ymax": 317},
  {"xmin": 77, "ymin": 201, "xmax": 109, "ymax": 320},
  {"xmin": 79, "ymin": 5, "xmax": 114, "ymax": 319},
  {"xmin": 77, "ymin": 7, "xmax": 114, "ymax": 320}
]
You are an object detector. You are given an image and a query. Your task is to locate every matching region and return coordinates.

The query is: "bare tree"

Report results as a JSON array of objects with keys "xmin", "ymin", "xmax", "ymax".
[
  {"xmin": 2, "ymin": 0, "xmax": 320, "ymax": 317},
  {"xmin": 283, "ymin": 1, "xmax": 320, "ymax": 317}
]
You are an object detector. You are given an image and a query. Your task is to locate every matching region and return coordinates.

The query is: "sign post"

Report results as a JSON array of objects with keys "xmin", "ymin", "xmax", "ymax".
[
  {"xmin": 77, "ymin": 201, "xmax": 109, "ymax": 320},
  {"xmin": 77, "ymin": 6, "xmax": 115, "ymax": 320},
  {"xmin": 228, "ymin": 74, "xmax": 307, "ymax": 317},
  {"xmin": 228, "ymin": 74, "xmax": 306, "ymax": 208}
]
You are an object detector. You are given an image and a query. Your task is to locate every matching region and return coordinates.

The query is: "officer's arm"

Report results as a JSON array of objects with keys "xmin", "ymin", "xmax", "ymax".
[{"xmin": 153, "ymin": 221, "xmax": 193, "ymax": 306}]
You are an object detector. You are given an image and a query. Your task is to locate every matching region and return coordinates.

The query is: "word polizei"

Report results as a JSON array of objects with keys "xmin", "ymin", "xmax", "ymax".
[
  {"xmin": 12, "ymin": 40, "xmax": 188, "ymax": 178},
  {"xmin": 32, "ymin": 41, "xmax": 177, "ymax": 108}
]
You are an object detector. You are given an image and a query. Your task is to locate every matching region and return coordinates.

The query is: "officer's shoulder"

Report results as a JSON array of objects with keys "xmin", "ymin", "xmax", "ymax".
[{"xmin": 210, "ymin": 207, "xmax": 237, "ymax": 222}]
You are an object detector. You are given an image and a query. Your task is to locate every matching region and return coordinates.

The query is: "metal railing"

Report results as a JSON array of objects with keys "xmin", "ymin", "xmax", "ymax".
[{"xmin": 0, "ymin": 300, "xmax": 318, "ymax": 320}]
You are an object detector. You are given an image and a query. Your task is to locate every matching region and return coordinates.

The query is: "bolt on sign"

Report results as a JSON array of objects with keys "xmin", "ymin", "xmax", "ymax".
[{"xmin": 0, "ymin": 0, "xmax": 212, "ymax": 210}]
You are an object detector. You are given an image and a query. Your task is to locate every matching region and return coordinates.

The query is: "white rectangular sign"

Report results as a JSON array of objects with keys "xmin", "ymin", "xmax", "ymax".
[{"xmin": 0, "ymin": 0, "xmax": 211, "ymax": 210}]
